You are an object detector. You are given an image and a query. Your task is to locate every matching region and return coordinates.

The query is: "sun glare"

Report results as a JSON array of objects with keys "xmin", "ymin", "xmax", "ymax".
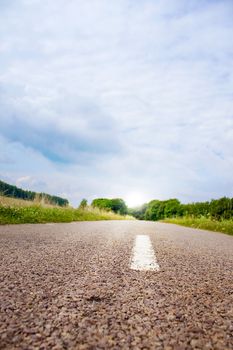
[{"xmin": 125, "ymin": 193, "xmax": 145, "ymax": 208}]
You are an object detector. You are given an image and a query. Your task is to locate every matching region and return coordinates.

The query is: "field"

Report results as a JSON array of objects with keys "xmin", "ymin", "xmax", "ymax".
[
  {"xmin": 163, "ymin": 216, "xmax": 233, "ymax": 236},
  {"xmin": 0, "ymin": 196, "xmax": 132, "ymax": 224}
]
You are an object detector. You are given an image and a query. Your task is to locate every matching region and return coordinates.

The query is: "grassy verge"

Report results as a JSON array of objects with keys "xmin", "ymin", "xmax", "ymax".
[
  {"xmin": 163, "ymin": 217, "xmax": 233, "ymax": 236},
  {"xmin": 0, "ymin": 196, "xmax": 133, "ymax": 224}
]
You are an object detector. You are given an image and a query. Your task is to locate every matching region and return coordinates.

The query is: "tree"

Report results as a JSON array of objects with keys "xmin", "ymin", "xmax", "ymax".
[
  {"xmin": 92, "ymin": 198, "xmax": 112, "ymax": 211},
  {"xmin": 91, "ymin": 198, "xmax": 127, "ymax": 215},
  {"xmin": 0, "ymin": 180, "xmax": 69, "ymax": 207},
  {"xmin": 164, "ymin": 199, "xmax": 181, "ymax": 218},
  {"xmin": 79, "ymin": 199, "xmax": 88, "ymax": 209},
  {"xmin": 128, "ymin": 203, "xmax": 148, "ymax": 220},
  {"xmin": 110, "ymin": 198, "xmax": 127, "ymax": 215},
  {"xmin": 145, "ymin": 200, "xmax": 162, "ymax": 221}
]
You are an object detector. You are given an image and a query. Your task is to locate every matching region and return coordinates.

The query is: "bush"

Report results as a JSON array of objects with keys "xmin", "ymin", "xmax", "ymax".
[
  {"xmin": 91, "ymin": 198, "xmax": 127, "ymax": 215},
  {"xmin": 79, "ymin": 199, "xmax": 88, "ymax": 209}
]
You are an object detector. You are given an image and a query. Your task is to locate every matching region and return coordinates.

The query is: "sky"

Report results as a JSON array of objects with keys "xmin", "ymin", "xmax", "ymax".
[{"xmin": 0, "ymin": 0, "xmax": 233, "ymax": 207}]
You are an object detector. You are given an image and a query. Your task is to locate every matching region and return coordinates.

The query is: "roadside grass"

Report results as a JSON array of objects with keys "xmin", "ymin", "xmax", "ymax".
[
  {"xmin": 163, "ymin": 217, "xmax": 233, "ymax": 236},
  {"xmin": 0, "ymin": 195, "xmax": 57, "ymax": 208},
  {"xmin": 0, "ymin": 196, "xmax": 133, "ymax": 224}
]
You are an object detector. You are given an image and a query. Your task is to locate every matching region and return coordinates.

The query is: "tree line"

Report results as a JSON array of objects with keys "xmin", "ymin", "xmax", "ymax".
[
  {"xmin": 0, "ymin": 180, "xmax": 69, "ymax": 207},
  {"xmin": 88, "ymin": 196, "xmax": 233, "ymax": 221},
  {"xmin": 129, "ymin": 197, "xmax": 233, "ymax": 221},
  {"xmin": 88, "ymin": 197, "xmax": 233, "ymax": 221}
]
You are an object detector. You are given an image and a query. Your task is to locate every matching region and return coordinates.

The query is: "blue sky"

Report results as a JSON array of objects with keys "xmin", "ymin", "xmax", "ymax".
[{"xmin": 0, "ymin": 0, "xmax": 233, "ymax": 206}]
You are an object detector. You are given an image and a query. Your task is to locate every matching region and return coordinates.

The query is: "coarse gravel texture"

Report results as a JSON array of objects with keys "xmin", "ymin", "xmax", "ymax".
[{"xmin": 0, "ymin": 221, "xmax": 232, "ymax": 350}]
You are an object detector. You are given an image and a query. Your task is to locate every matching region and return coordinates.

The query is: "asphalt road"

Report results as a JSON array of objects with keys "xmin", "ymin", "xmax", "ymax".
[{"xmin": 0, "ymin": 221, "xmax": 232, "ymax": 349}]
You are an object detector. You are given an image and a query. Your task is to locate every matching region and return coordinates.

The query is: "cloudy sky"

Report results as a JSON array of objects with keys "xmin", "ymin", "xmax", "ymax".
[{"xmin": 0, "ymin": 0, "xmax": 233, "ymax": 206}]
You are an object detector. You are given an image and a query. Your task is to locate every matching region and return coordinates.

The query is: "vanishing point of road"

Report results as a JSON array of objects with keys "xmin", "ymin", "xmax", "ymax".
[{"xmin": 0, "ymin": 221, "xmax": 232, "ymax": 349}]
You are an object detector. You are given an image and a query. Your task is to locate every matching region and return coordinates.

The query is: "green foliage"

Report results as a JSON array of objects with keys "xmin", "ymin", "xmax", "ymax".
[
  {"xmin": 145, "ymin": 199, "xmax": 181, "ymax": 221},
  {"xmin": 79, "ymin": 198, "xmax": 88, "ymax": 209},
  {"xmin": 0, "ymin": 180, "xmax": 69, "ymax": 207},
  {"xmin": 164, "ymin": 199, "xmax": 183, "ymax": 217},
  {"xmin": 92, "ymin": 198, "xmax": 127, "ymax": 215},
  {"xmin": 130, "ymin": 197, "xmax": 233, "ymax": 224},
  {"xmin": 128, "ymin": 203, "xmax": 148, "ymax": 220},
  {"xmin": 92, "ymin": 198, "xmax": 112, "ymax": 211},
  {"xmin": 110, "ymin": 198, "xmax": 127, "ymax": 215},
  {"xmin": 145, "ymin": 200, "xmax": 161, "ymax": 221},
  {"xmin": 0, "ymin": 205, "xmax": 130, "ymax": 225},
  {"xmin": 182, "ymin": 197, "xmax": 233, "ymax": 220},
  {"xmin": 129, "ymin": 197, "xmax": 233, "ymax": 235}
]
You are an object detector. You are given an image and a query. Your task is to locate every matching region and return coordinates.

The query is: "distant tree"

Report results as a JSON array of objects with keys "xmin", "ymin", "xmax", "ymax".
[
  {"xmin": 128, "ymin": 203, "xmax": 148, "ymax": 220},
  {"xmin": 129, "ymin": 196, "xmax": 233, "ymax": 222},
  {"xmin": 79, "ymin": 199, "xmax": 88, "ymax": 209},
  {"xmin": 164, "ymin": 199, "xmax": 181, "ymax": 218},
  {"xmin": 144, "ymin": 199, "xmax": 182, "ymax": 221},
  {"xmin": 145, "ymin": 200, "xmax": 162, "ymax": 221},
  {"xmin": 0, "ymin": 180, "xmax": 69, "ymax": 207},
  {"xmin": 111, "ymin": 198, "xmax": 127, "ymax": 215},
  {"xmin": 209, "ymin": 197, "xmax": 232, "ymax": 220},
  {"xmin": 92, "ymin": 198, "xmax": 112, "ymax": 211},
  {"xmin": 91, "ymin": 198, "xmax": 127, "ymax": 215}
]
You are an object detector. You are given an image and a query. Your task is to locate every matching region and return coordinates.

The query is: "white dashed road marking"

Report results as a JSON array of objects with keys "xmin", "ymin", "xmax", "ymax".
[{"xmin": 130, "ymin": 235, "xmax": 160, "ymax": 271}]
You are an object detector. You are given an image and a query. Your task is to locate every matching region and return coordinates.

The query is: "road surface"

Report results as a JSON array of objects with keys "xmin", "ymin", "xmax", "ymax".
[{"xmin": 0, "ymin": 221, "xmax": 232, "ymax": 349}]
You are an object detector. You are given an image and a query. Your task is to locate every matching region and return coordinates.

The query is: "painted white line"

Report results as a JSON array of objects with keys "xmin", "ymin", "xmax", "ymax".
[{"xmin": 130, "ymin": 235, "xmax": 160, "ymax": 271}]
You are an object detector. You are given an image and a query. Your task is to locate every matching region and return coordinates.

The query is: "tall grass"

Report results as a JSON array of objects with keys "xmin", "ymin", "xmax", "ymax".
[
  {"xmin": 0, "ymin": 196, "xmax": 133, "ymax": 224},
  {"xmin": 163, "ymin": 216, "xmax": 233, "ymax": 236},
  {"xmin": 0, "ymin": 195, "xmax": 57, "ymax": 208}
]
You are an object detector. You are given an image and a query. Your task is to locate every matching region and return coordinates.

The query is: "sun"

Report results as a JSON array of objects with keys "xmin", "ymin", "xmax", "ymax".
[{"xmin": 125, "ymin": 192, "xmax": 145, "ymax": 208}]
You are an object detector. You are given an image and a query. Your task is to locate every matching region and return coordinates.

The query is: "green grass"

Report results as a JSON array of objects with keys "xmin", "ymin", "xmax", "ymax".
[
  {"xmin": 0, "ymin": 196, "xmax": 133, "ymax": 224},
  {"xmin": 163, "ymin": 217, "xmax": 233, "ymax": 236}
]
